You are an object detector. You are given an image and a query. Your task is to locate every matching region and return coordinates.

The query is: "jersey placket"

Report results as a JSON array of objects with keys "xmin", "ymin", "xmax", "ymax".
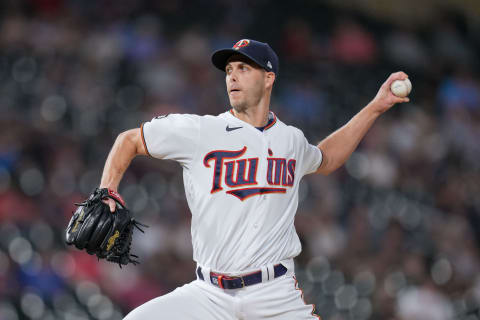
[{"xmin": 248, "ymin": 130, "xmax": 269, "ymax": 232}]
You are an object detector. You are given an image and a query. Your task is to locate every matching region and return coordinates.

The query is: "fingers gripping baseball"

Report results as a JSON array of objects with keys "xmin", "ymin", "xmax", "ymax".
[
  {"xmin": 383, "ymin": 71, "xmax": 410, "ymax": 102},
  {"xmin": 373, "ymin": 71, "xmax": 410, "ymax": 113}
]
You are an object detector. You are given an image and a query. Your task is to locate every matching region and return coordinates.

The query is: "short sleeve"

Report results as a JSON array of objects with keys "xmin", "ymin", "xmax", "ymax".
[
  {"xmin": 141, "ymin": 114, "xmax": 201, "ymax": 167},
  {"xmin": 296, "ymin": 129, "xmax": 323, "ymax": 177}
]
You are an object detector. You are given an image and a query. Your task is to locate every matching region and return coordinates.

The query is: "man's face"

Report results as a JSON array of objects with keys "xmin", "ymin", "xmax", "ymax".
[{"xmin": 225, "ymin": 55, "xmax": 267, "ymax": 112}]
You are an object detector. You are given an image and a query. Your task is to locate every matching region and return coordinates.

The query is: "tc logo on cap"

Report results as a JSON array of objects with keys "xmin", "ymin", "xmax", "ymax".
[{"xmin": 233, "ymin": 39, "xmax": 250, "ymax": 50}]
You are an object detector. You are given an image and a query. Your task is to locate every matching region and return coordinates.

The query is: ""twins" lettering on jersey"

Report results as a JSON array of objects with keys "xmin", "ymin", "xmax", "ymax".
[{"xmin": 203, "ymin": 146, "xmax": 296, "ymax": 200}]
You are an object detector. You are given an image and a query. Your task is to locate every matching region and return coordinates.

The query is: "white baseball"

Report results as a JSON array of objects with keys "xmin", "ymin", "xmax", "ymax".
[{"xmin": 390, "ymin": 78, "xmax": 412, "ymax": 98}]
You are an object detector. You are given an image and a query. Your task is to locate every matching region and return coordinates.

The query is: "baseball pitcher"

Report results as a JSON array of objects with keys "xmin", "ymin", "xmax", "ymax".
[{"xmin": 78, "ymin": 39, "xmax": 409, "ymax": 319}]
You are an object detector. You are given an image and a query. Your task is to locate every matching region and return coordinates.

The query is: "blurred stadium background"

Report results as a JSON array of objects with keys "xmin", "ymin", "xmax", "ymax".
[{"xmin": 1, "ymin": 0, "xmax": 480, "ymax": 319}]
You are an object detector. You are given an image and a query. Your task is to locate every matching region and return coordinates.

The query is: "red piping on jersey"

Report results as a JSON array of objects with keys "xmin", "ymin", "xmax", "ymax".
[
  {"xmin": 263, "ymin": 112, "xmax": 277, "ymax": 130},
  {"xmin": 293, "ymin": 276, "xmax": 321, "ymax": 319},
  {"xmin": 140, "ymin": 122, "xmax": 152, "ymax": 157},
  {"xmin": 229, "ymin": 109, "xmax": 277, "ymax": 131}
]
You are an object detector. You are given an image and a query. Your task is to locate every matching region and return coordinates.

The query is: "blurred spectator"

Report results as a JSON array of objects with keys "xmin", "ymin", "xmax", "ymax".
[
  {"xmin": 383, "ymin": 27, "xmax": 429, "ymax": 71},
  {"xmin": 330, "ymin": 18, "xmax": 378, "ymax": 65}
]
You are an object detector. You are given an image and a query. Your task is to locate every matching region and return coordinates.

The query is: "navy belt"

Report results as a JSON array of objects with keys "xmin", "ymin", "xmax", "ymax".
[{"xmin": 196, "ymin": 264, "xmax": 287, "ymax": 289}]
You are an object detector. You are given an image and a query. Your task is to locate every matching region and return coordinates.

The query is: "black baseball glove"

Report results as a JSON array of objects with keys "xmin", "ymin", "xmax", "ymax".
[{"xmin": 65, "ymin": 188, "xmax": 147, "ymax": 267}]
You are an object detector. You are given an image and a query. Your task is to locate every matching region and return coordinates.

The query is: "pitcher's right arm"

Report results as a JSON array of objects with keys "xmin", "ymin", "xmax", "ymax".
[{"xmin": 100, "ymin": 128, "xmax": 147, "ymax": 211}]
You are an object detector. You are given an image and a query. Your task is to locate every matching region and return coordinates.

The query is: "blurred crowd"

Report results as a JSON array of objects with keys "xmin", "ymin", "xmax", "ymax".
[{"xmin": 1, "ymin": 0, "xmax": 480, "ymax": 319}]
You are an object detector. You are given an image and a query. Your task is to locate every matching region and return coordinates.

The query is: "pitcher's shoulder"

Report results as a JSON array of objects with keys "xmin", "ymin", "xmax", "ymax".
[{"xmin": 275, "ymin": 118, "xmax": 304, "ymax": 138}]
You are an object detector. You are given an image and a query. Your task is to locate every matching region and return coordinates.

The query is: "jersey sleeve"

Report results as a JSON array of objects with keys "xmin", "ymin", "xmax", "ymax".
[
  {"xmin": 296, "ymin": 129, "xmax": 323, "ymax": 177},
  {"xmin": 141, "ymin": 114, "xmax": 201, "ymax": 167}
]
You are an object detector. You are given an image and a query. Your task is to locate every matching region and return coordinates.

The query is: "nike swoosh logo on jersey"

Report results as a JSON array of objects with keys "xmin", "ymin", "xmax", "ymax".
[{"xmin": 226, "ymin": 125, "xmax": 243, "ymax": 132}]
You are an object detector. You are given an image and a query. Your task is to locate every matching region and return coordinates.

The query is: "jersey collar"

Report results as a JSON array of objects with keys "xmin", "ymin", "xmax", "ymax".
[{"xmin": 228, "ymin": 109, "xmax": 277, "ymax": 132}]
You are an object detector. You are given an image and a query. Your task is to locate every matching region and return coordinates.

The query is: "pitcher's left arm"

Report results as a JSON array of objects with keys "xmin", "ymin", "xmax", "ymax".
[{"xmin": 316, "ymin": 72, "xmax": 410, "ymax": 176}]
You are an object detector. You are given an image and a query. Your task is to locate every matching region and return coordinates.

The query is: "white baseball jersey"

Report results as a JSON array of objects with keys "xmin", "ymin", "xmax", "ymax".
[{"xmin": 141, "ymin": 110, "xmax": 322, "ymax": 273}]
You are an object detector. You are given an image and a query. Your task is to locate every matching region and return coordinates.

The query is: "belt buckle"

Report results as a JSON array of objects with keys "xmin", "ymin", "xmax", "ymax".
[
  {"xmin": 216, "ymin": 275, "xmax": 245, "ymax": 289},
  {"xmin": 238, "ymin": 276, "xmax": 245, "ymax": 288},
  {"xmin": 227, "ymin": 275, "xmax": 246, "ymax": 288}
]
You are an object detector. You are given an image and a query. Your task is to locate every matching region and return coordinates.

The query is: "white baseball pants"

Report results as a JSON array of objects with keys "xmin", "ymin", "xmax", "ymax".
[{"xmin": 124, "ymin": 262, "xmax": 320, "ymax": 319}]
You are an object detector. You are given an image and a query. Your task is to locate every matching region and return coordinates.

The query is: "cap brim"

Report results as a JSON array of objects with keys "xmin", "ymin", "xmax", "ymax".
[{"xmin": 211, "ymin": 49, "xmax": 265, "ymax": 72}]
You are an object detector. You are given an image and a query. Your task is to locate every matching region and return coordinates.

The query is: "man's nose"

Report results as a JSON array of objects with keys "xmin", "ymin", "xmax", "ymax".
[
  {"xmin": 227, "ymin": 77, "xmax": 237, "ymax": 89},
  {"xmin": 229, "ymin": 71, "xmax": 238, "ymax": 82}
]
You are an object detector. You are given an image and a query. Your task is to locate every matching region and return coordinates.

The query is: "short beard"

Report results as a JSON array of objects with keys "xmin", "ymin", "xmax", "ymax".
[
  {"xmin": 231, "ymin": 100, "xmax": 248, "ymax": 113},
  {"xmin": 229, "ymin": 87, "xmax": 263, "ymax": 113}
]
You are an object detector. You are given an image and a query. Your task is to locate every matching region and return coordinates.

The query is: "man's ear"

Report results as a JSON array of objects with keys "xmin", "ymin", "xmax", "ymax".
[{"xmin": 265, "ymin": 72, "xmax": 276, "ymax": 88}]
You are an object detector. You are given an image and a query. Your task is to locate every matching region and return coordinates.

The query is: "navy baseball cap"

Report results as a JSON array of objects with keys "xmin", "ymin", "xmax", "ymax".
[{"xmin": 211, "ymin": 39, "xmax": 279, "ymax": 75}]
